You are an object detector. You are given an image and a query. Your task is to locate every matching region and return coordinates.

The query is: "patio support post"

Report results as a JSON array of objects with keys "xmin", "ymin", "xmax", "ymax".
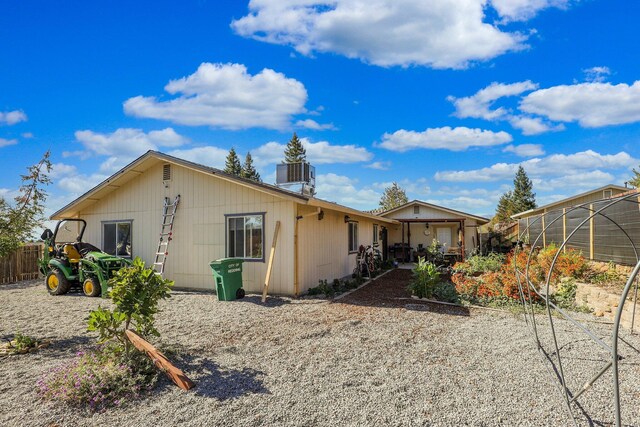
[
  {"xmin": 407, "ymin": 222, "xmax": 411, "ymax": 262},
  {"xmin": 401, "ymin": 221, "xmax": 405, "ymax": 263},
  {"xmin": 460, "ymin": 219, "xmax": 465, "ymax": 261}
]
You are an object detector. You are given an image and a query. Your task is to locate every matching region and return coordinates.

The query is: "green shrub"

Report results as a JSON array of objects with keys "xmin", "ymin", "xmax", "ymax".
[
  {"xmin": 452, "ymin": 253, "xmax": 505, "ymax": 276},
  {"xmin": 432, "ymin": 282, "xmax": 460, "ymax": 304},
  {"xmin": 408, "ymin": 257, "xmax": 441, "ymax": 299},
  {"xmin": 87, "ymin": 257, "xmax": 173, "ymax": 353}
]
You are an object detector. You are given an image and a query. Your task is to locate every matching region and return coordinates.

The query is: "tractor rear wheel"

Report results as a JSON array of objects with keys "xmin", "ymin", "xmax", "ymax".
[
  {"xmin": 46, "ymin": 270, "xmax": 70, "ymax": 295},
  {"xmin": 82, "ymin": 277, "xmax": 101, "ymax": 297}
]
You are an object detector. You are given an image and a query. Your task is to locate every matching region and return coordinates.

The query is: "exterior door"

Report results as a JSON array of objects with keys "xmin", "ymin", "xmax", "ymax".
[{"xmin": 436, "ymin": 227, "xmax": 452, "ymax": 250}]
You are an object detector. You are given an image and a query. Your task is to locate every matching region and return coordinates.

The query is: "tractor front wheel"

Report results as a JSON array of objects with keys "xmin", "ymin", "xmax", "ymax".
[
  {"xmin": 46, "ymin": 270, "xmax": 70, "ymax": 295},
  {"xmin": 82, "ymin": 277, "xmax": 101, "ymax": 297}
]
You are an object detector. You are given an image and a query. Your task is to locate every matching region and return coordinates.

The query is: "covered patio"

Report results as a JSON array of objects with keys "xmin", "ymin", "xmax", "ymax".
[{"xmin": 376, "ymin": 200, "xmax": 489, "ymax": 264}]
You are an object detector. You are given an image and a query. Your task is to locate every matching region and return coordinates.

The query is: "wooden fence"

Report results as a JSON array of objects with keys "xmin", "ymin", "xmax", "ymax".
[{"xmin": 0, "ymin": 244, "xmax": 43, "ymax": 284}]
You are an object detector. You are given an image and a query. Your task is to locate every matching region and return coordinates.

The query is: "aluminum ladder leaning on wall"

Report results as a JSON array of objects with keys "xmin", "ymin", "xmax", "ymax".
[{"xmin": 153, "ymin": 194, "xmax": 180, "ymax": 276}]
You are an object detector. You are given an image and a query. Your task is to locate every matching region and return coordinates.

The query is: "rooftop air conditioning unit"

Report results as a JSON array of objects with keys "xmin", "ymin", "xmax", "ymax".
[{"xmin": 276, "ymin": 162, "xmax": 316, "ymax": 195}]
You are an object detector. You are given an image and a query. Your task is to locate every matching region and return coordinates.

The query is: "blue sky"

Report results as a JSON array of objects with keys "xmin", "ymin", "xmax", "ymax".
[{"xmin": 1, "ymin": 0, "xmax": 640, "ymax": 217}]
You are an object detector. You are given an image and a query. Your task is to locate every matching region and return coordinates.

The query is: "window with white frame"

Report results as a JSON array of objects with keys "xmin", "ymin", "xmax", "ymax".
[
  {"xmin": 373, "ymin": 224, "xmax": 379, "ymax": 246},
  {"xmin": 103, "ymin": 221, "xmax": 132, "ymax": 257},
  {"xmin": 226, "ymin": 213, "xmax": 264, "ymax": 260},
  {"xmin": 348, "ymin": 221, "xmax": 358, "ymax": 253}
]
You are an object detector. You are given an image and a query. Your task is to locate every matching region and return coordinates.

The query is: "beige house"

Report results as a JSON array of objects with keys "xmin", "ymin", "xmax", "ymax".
[
  {"xmin": 377, "ymin": 200, "xmax": 489, "ymax": 262},
  {"xmin": 51, "ymin": 151, "xmax": 396, "ymax": 296}
]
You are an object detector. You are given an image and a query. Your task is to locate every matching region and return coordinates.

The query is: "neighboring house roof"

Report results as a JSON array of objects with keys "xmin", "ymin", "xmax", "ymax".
[
  {"xmin": 377, "ymin": 199, "xmax": 490, "ymax": 224},
  {"xmin": 51, "ymin": 150, "xmax": 396, "ymax": 224},
  {"xmin": 511, "ymin": 184, "xmax": 630, "ymax": 219}
]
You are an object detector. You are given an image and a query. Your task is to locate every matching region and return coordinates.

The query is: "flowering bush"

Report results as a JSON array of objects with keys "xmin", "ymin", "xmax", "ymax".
[
  {"xmin": 536, "ymin": 243, "xmax": 586, "ymax": 283},
  {"xmin": 451, "ymin": 246, "xmax": 587, "ymax": 305},
  {"xmin": 37, "ymin": 346, "xmax": 157, "ymax": 412}
]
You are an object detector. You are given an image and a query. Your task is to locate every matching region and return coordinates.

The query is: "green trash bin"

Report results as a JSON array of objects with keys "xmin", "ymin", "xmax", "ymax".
[{"xmin": 209, "ymin": 258, "xmax": 245, "ymax": 301}]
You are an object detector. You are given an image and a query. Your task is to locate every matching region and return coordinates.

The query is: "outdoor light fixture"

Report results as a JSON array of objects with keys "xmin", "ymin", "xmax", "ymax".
[
  {"xmin": 318, "ymin": 210, "xmax": 324, "ymax": 221},
  {"xmin": 344, "ymin": 215, "xmax": 350, "ymax": 223}
]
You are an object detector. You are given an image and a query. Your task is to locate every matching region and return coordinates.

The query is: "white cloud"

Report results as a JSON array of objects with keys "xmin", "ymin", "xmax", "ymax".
[
  {"xmin": 314, "ymin": 173, "xmax": 380, "ymax": 210},
  {"xmin": 507, "ymin": 115, "xmax": 564, "ymax": 135},
  {"xmin": 21, "ymin": 132, "xmax": 33, "ymax": 139},
  {"xmin": 49, "ymin": 163, "xmax": 78, "ymax": 179},
  {"xmin": 449, "ymin": 80, "xmax": 538, "ymax": 120},
  {"xmin": 253, "ymin": 138, "xmax": 373, "ymax": 166},
  {"xmin": 520, "ymin": 81, "xmax": 640, "ymax": 127},
  {"xmin": 583, "ymin": 66, "xmax": 611, "ymax": 83},
  {"xmin": 57, "ymin": 173, "xmax": 109, "ymax": 194},
  {"xmin": 379, "ymin": 126, "xmax": 512, "ymax": 152},
  {"xmin": 0, "ymin": 110, "xmax": 27, "ymax": 126},
  {"xmin": 365, "ymin": 161, "xmax": 391, "ymax": 170},
  {"xmin": 167, "ymin": 146, "xmax": 229, "ymax": 169},
  {"xmin": 503, "ymin": 144, "xmax": 545, "ymax": 157},
  {"xmin": 535, "ymin": 170, "xmax": 615, "ymax": 191},
  {"xmin": 124, "ymin": 63, "xmax": 308, "ymax": 130},
  {"xmin": 0, "ymin": 138, "xmax": 18, "ymax": 148},
  {"xmin": 73, "ymin": 127, "xmax": 190, "ymax": 173},
  {"xmin": 490, "ymin": 0, "xmax": 573, "ymax": 22},
  {"xmin": 295, "ymin": 119, "xmax": 336, "ymax": 130},
  {"xmin": 435, "ymin": 150, "xmax": 637, "ymax": 182},
  {"xmin": 231, "ymin": 0, "xmax": 526, "ymax": 69},
  {"xmin": 75, "ymin": 127, "xmax": 188, "ymax": 157}
]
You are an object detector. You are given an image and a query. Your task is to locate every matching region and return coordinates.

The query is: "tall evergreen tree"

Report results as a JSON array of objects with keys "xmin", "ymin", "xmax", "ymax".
[
  {"xmin": 492, "ymin": 166, "xmax": 536, "ymax": 226},
  {"xmin": 224, "ymin": 147, "xmax": 241, "ymax": 176},
  {"xmin": 241, "ymin": 152, "xmax": 261, "ymax": 182},
  {"xmin": 493, "ymin": 190, "xmax": 515, "ymax": 224},
  {"xmin": 283, "ymin": 132, "xmax": 306, "ymax": 163},
  {"xmin": 511, "ymin": 166, "xmax": 536, "ymax": 214},
  {"xmin": 379, "ymin": 182, "xmax": 409, "ymax": 211}
]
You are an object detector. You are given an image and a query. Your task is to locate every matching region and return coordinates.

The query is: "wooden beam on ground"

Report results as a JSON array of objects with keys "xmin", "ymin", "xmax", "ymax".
[
  {"xmin": 262, "ymin": 221, "xmax": 281, "ymax": 302},
  {"xmin": 125, "ymin": 330, "xmax": 195, "ymax": 391}
]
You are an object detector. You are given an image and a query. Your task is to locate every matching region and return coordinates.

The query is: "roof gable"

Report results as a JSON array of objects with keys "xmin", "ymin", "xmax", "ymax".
[
  {"xmin": 378, "ymin": 200, "xmax": 489, "ymax": 224},
  {"xmin": 50, "ymin": 150, "xmax": 396, "ymax": 225}
]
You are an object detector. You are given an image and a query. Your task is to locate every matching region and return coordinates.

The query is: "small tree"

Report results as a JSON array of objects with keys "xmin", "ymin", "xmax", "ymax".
[
  {"xmin": 0, "ymin": 151, "xmax": 51, "ymax": 257},
  {"xmin": 224, "ymin": 147, "xmax": 242, "ymax": 176},
  {"xmin": 629, "ymin": 167, "xmax": 640, "ymax": 188},
  {"xmin": 511, "ymin": 165, "xmax": 536, "ymax": 214},
  {"xmin": 283, "ymin": 132, "xmax": 306, "ymax": 163},
  {"xmin": 241, "ymin": 152, "xmax": 261, "ymax": 182},
  {"xmin": 87, "ymin": 257, "xmax": 173, "ymax": 353},
  {"xmin": 379, "ymin": 182, "xmax": 409, "ymax": 211}
]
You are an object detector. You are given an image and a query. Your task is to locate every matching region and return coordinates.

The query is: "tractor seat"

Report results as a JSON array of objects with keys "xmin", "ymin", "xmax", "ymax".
[{"xmin": 63, "ymin": 244, "xmax": 82, "ymax": 263}]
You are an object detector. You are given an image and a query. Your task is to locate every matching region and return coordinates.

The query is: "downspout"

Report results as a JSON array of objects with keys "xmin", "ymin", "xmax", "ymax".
[{"xmin": 294, "ymin": 207, "xmax": 322, "ymax": 296}]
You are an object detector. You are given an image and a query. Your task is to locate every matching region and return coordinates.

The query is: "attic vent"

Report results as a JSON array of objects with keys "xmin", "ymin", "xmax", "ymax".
[
  {"xmin": 162, "ymin": 164, "xmax": 171, "ymax": 181},
  {"xmin": 603, "ymin": 189, "xmax": 613, "ymax": 198},
  {"xmin": 414, "ymin": 205, "xmax": 420, "ymax": 214}
]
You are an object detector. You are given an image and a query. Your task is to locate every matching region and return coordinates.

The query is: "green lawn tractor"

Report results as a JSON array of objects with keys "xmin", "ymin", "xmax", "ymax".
[{"xmin": 39, "ymin": 218, "xmax": 131, "ymax": 297}]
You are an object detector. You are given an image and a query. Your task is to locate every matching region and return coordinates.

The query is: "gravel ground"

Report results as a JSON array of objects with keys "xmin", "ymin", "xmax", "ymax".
[{"xmin": 1, "ymin": 271, "xmax": 639, "ymax": 427}]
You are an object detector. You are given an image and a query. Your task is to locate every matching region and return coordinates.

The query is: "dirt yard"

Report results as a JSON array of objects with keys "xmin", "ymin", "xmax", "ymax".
[{"xmin": 1, "ymin": 270, "xmax": 639, "ymax": 426}]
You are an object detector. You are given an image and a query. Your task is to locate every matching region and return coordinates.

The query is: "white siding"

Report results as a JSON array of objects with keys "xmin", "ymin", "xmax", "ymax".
[{"xmin": 79, "ymin": 163, "xmax": 296, "ymax": 294}]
